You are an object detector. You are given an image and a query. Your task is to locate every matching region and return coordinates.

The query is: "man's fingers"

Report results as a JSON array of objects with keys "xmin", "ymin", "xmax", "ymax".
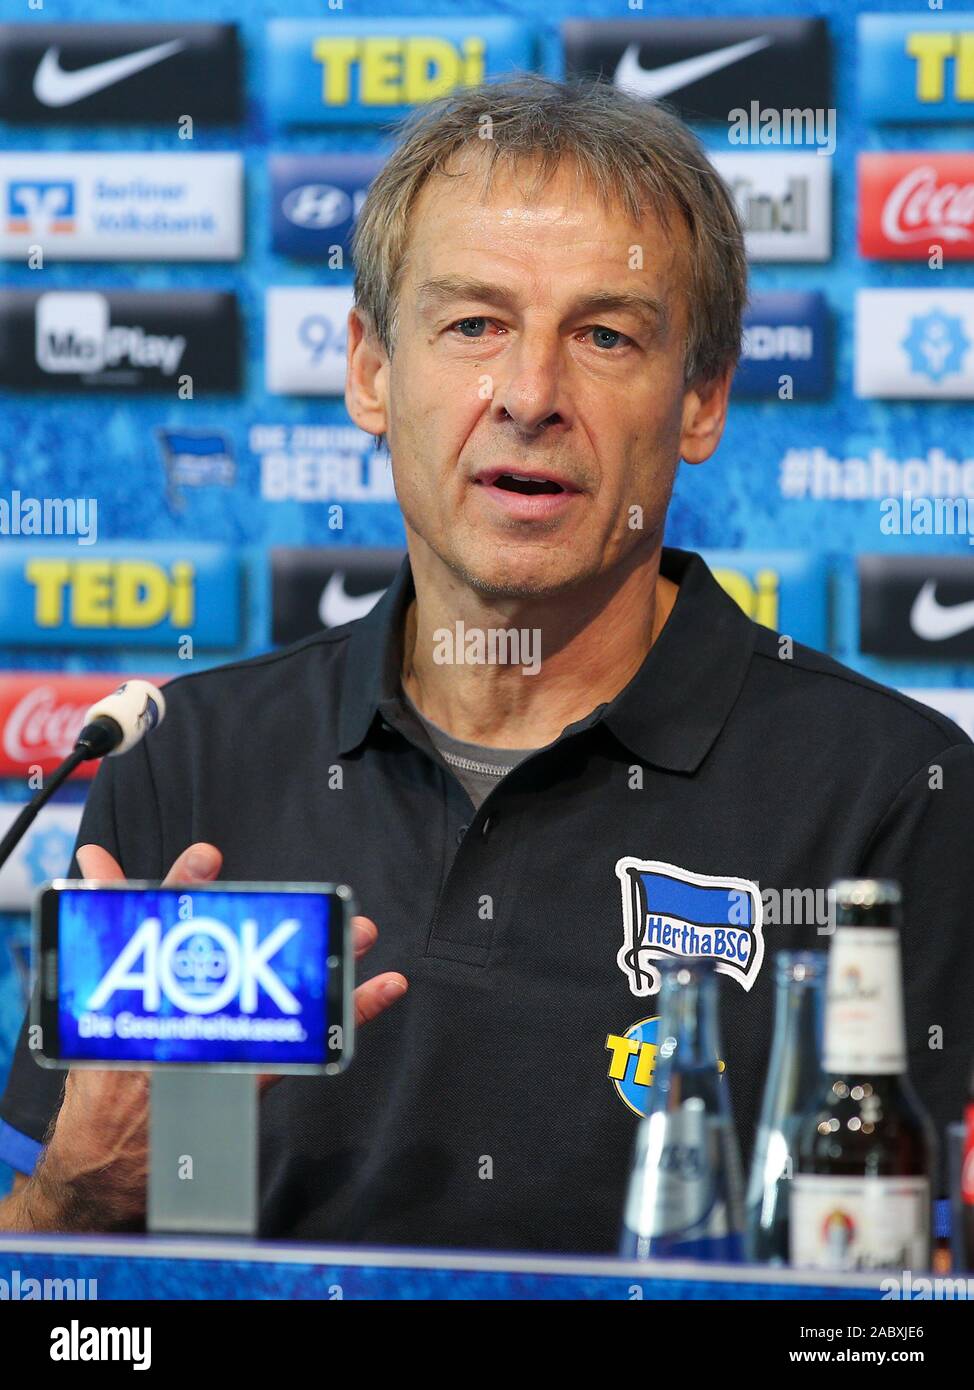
[
  {"xmin": 354, "ymin": 972, "xmax": 408, "ymax": 1027},
  {"xmin": 161, "ymin": 842, "xmax": 223, "ymax": 886},
  {"xmin": 76, "ymin": 844, "xmax": 125, "ymax": 881},
  {"xmin": 77, "ymin": 841, "xmax": 223, "ymax": 886},
  {"xmin": 351, "ymin": 915, "xmax": 378, "ymax": 959},
  {"xmin": 256, "ymin": 969, "xmax": 407, "ymax": 1091},
  {"xmin": 78, "ymin": 856, "xmax": 372, "ymax": 936}
]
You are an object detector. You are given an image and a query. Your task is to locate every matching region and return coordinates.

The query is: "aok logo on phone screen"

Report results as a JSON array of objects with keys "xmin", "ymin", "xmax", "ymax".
[{"xmin": 87, "ymin": 916, "xmax": 302, "ymax": 1016}]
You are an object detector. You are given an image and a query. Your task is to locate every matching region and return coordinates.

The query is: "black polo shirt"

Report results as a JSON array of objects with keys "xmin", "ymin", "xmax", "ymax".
[{"xmin": 2, "ymin": 547, "xmax": 973, "ymax": 1253}]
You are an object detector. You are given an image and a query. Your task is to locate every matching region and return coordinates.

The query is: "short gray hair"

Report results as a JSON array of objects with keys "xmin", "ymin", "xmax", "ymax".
[{"xmin": 351, "ymin": 72, "xmax": 747, "ymax": 386}]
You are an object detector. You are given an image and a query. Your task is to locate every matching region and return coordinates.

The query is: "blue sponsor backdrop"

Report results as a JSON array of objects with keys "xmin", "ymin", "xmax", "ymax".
[
  {"xmin": 737, "ymin": 292, "xmax": 830, "ymax": 398},
  {"xmin": 858, "ymin": 14, "xmax": 974, "ymax": 123},
  {"xmin": 266, "ymin": 17, "xmax": 538, "ymax": 125},
  {"xmin": 270, "ymin": 153, "xmax": 385, "ymax": 259},
  {"xmin": 0, "ymin": 542, "xmax": 239, "ymax": 647},
  {"xmin": 2, "ymin": 0, "xmax": 974, "ymax": 1187}
]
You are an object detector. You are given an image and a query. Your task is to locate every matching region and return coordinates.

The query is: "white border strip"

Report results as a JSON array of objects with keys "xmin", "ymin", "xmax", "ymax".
[{"xmin": 0, "ymin": 1235, "xmax": 887, "ymax": 1290}]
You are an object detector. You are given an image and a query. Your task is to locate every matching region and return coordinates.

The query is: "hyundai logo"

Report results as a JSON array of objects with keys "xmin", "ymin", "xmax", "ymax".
[{"xmin": 282, "ymin": 184, "xmax": 351, "ymax": 230}]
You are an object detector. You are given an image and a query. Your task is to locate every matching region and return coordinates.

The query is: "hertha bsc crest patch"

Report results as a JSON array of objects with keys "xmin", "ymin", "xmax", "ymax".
[{"xmin": 615, "ymin": 857, "xmax": 764, "ymax": 997}]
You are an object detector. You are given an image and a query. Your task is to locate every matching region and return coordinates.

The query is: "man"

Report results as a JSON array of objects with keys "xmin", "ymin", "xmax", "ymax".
[{"xmin": 1, "ymin": 75, "xmax": 972, "ymax": 1252}]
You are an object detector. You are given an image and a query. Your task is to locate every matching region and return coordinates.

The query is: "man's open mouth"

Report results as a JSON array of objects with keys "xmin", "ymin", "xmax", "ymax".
[
  {"xmin": 495, "ymin": 474, "xmax": 564, "ymax": 496},
  {"xmin": 475, "ymin": 469, "xmax": 575, "ymax": 496}
]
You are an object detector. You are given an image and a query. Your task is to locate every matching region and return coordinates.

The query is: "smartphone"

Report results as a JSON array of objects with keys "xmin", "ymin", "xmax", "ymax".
[{"xmin": 33, "ymin": 880, "xmax": 356, "ymax": 1074}]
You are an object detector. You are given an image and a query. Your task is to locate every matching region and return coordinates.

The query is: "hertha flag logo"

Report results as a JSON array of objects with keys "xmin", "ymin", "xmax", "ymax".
[{"xmin": 615, "ymin": 857, "xmax": 764, "ymax": 997}]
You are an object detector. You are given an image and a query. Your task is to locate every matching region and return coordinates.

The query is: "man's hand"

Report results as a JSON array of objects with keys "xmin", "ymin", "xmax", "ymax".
[{"xmin": 3, "ymin": 841, "xmax": 407, "ymax": 1234}]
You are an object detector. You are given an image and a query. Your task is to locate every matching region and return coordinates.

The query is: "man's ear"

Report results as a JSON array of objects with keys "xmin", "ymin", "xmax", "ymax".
[
  {"xmin": 679, "ymin": 363, "xmax": 734, "ymax": 466},
  {"xmin": 345, "ymin": 307, "xmax": 390, "ymax": 437}
]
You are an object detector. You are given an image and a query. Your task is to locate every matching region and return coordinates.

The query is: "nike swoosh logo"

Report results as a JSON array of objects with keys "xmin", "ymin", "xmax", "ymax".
[
  {"xmin": 33, "ymin": 40, "xmax": 185, "ymax": 108},
  {"xmin": 318, "ymin": 573, "xmax": 386, "ymax": 629},
  {"xmin": 909, "ymin": 579, "xmax": 974, "ymax": 641},
  {"xmin": 613, "ymin": 35, "xmax": 773, "ymax": 100}
]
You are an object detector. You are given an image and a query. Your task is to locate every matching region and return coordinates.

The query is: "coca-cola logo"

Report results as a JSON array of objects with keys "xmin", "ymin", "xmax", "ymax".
[
  {"xmin": 880, "ymin": 165, "xmax": 974, "ymax": 246},
  {"xmin": 0, "ymin": 675, "xmax": 165, "ymax": 776},
  {"xmin": 3, "ymin": 686, "xmax": 88, "ymax": 762}
]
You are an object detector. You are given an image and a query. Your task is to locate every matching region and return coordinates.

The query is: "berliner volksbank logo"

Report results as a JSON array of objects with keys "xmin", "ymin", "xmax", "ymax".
[{"xmin": 615, "ymin": 858, "xmax": 764, "ymax": 996}]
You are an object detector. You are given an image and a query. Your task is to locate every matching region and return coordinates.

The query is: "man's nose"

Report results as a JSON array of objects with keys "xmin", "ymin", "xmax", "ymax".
[{"xmin": 490, "ymin": 329, "xmax": 568, "ymax": 434}]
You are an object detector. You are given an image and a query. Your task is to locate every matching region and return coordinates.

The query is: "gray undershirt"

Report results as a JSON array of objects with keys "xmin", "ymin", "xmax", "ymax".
[{"xmin": 400, "ymin": 690, "xmax": 539, "ymax": 810}]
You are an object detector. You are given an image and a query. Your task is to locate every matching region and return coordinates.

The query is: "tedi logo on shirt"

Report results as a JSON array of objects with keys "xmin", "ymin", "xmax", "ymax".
[{"xmin": 615, "ymin": 857, "xmax": 764, "ymax": 996}]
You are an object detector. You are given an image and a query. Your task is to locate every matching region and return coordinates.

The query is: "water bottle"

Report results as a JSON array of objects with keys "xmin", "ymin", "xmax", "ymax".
[
  {"xmin": 620, "ymin": 957, "xmax": 744, "ymax": 1261},
  {"xmin": 745, "ymin": 950, "xmax": 825, "ymax": 1263}
]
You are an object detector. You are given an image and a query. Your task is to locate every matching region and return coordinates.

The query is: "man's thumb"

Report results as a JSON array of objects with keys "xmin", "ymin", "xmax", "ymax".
[
  {"xmin": 163, "ymin": 842, "xmax": 223, "ymax": 885},
  {"xmin": 76, "ymin": 844, "xmax": 124, "ymax": 881}
]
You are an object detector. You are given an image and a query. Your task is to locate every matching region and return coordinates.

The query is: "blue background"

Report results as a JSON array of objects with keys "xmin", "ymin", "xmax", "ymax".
[
  {"xmin": 2, "ymin": 0, "xmax": 974, "ymax": 1192},
  {"xmin": 0, "ymin": 542, "xmax": 240, "ymax": 646}
]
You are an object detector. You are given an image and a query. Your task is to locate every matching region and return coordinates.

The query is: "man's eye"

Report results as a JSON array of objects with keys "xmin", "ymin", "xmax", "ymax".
[
  {"xmin": 446, "ymin": 320, "xmax": 631, "ymax": 348},
  {"xmin": 450, "ymin": 317, "xmax": 490, "ymax": 338},
  {"xmin": 587, "ymin": 326, "xmax": 631, "ymax": 350}
]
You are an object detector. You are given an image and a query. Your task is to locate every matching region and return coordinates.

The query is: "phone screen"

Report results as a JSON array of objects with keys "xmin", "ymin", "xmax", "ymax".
[{"xmin": 36, "ymin": 883, "xmax": 351, "ymax": 1071}]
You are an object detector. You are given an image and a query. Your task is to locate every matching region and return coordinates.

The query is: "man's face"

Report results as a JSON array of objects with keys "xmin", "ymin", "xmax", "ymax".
[{"xmin": 354, "ymin": 153, "xmax": 727, "ymax": 598}]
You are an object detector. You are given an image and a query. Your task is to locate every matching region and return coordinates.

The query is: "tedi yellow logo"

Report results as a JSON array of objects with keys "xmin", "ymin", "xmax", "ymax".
[
  {"xmin": 711, "ymin": 566, "xmax": 779, "ymax": 630},
  {"xmin": 606, "ymin": 1017, "xmax": 725, "ymax": 1116},
  {"xmin": 26, "ymin": 559, "xmax": 195, "ymax": 629},
  {"xmin": 606, "ymin": 1017, "xmax": 661, "ymax": 1117},
  {"xmin": 907, "ymin": 31, "xmax": 974, "ymax": 103},
  {"xmin": 312, "ymin": 36, "xmax": 486, "ymax": 106}
]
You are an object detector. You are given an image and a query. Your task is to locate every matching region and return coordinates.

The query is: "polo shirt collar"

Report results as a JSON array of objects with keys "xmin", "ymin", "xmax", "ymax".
[
  {"xmin": 337, "ymin": 547, "xmax": 758, "ymax": 773},
  {"xmin": 599, "ymin": 547, "xmax": 759, "ymax": 772},
  {"xmin": 337, "ymin": 557, "xmax": 416, "ymax": 756}
]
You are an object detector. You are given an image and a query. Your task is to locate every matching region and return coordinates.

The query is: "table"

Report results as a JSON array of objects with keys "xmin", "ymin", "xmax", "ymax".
[{"xmin": 0, "ymin": 1235, "xmax": 900, "ymax": 1299}]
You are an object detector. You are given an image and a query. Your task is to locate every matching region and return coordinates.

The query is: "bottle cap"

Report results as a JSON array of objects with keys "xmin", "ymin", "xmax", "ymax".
[
  {"xmin": 774, "ymin": 948, "xmax": 826, "ymax": 982},
  {"xmin": 829, "ymin": 878, "xmax": 902, "ymax": 928},
  {"xmin": 655, "ymin": 956, "xmax": 718, "ymax": 987}
]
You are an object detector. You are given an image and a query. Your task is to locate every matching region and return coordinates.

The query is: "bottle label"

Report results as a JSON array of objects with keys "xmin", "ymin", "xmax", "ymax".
[
  {"xmin": 624, "ymin": 1102, "xmax": 735, "ymax": 1245},
  {"xmin": 824, "ymin": 927, "xmax": 906, "ymax": 1074},
  {"xmin": 790, "ymin": 1175, "xmax": 930, "ymax": 1272},
  {"xmin": 962, "ymin": 1104, "xmax": 974, "ymax": 1207}
]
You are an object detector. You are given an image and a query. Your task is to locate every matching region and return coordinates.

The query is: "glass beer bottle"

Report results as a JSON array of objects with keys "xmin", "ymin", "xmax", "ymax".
[{"xmin": 791, "ymin": 879, "xmax": 936, "ymax": 1273}]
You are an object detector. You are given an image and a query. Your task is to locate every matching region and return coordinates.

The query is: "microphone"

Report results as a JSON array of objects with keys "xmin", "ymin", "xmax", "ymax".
[
  {"xmin": 0, "ymin": 679, "xmax": 167, "ymax": 874},
  {"xmin": 76, "ymin": 679, "xmax": 167, "ymax": 760}
]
